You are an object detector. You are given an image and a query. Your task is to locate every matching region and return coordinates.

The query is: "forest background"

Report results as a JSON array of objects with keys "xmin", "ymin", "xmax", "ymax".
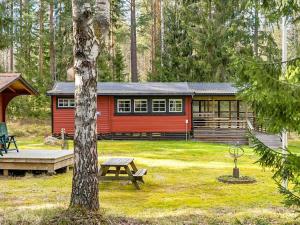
[{"xmin": 0, "ymin": 0, "xmax": 299, "ymax": 119}]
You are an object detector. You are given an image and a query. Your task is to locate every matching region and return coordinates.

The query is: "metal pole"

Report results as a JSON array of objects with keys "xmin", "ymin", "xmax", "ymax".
[
  {"xmin": 281, "ymin": 16, "xmax": 288, "ymax": 189},
  {"xmin": 61, "ymin": 128, "xmax": 65, "ymax": 150},
  {"xmin": 185, "ymin": 119, "xmax": 188, "ymax": 141}
]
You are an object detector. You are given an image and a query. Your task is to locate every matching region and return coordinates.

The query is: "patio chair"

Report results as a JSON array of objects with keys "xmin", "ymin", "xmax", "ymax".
[{"xmin": 0, "ymin": 122, "xmax": 18, "ymax": 154}]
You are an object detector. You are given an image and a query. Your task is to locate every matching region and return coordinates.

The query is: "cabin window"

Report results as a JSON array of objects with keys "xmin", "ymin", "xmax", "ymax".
[
  {"xmin": 134, "ymin": 99, "xmax": 148, "ymax": 113},
  {"xmin": 219, "ymin": 101, "xmax": 230, "ymax": 118},
  {"xmin": 152, "ymin": 99, "xmax": 166, "ymax": 112},
  {"xmin": 57, "ymin": 98, "xmax": 75, "ymax": 108},
  {"xmin": 117, "ymin": 99, "xmax": 131, "ymax": 113},
  {"xmin": 169, "ymin": 99, "xmax": 183, "ymax": 112}
]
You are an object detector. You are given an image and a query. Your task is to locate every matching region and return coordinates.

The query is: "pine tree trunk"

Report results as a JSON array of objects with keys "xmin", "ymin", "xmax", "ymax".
[
  {"xmin": 23, "ymin": 0, "xmax": 31, "ymax": 66},
  {"xmin": 155, "ymin": 0, "xmax": 161, "ymax": 56},
  {"xmin": 109, "ymin": 7, "xmax": 115, "ymax": 81},
  {"xmin": 10, "ymin": 0, "xmax": 14, "ymax": 72},
  {"xmin": 19, "ymin": 0, "xmax": 23, "ymax": 50},
  {"xmin": 160, "ymin": 0, "xmax": 164, "ymax": 57},
  {"xmin": 151, "ymin": 0, "xmax": 161, "ymax": 77},
  {"xmin": 70, "ymin": 0, "xmax": 109, "ymax": 211},
  {"xmin": 39, "ymin": 0, "xmax": 44, "ymax": 77},
  {"xmin": 151, "ymin": 0, "xmax": 156, "ymax": 76},
  {"xmin": 130, "ymin": 0, "xmax": 138, "ymax": 82},
  {"xmin": 49, "ymin": 0, "xmax": 56, "ymax": 81}
]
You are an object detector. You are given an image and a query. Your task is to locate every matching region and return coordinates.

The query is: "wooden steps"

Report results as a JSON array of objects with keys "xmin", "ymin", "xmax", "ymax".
[
  {"xmin": 193, "ymin": 128, "xmax": 248, "ymax": 144},
  {"xmin": 253, "ymin": 131, "xmax": 282, "ymax": 149}
]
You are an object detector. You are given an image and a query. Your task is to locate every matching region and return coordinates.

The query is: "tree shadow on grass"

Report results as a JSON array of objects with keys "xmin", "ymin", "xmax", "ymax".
[
  {"xmin": 40, "ymin": 208, "xmax": 147, "ymax": 225},
  {"xmin": 1, "ymin": 207, "xmax": 299, "ymax": 225}
]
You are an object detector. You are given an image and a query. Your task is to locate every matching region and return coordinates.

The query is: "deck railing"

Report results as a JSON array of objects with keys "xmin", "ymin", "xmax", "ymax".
[
  {"xmin": 246, "ymin": 119, "xmax": 254, "ymax": 131},
  {"xmin": 193, "ymin": 113, "xmax": 256, "ymax": 130}
]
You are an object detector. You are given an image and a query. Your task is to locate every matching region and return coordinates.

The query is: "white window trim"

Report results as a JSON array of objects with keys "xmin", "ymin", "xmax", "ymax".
[
  {"xmin": 117, "ymin": 99, "xmax": 131, "ymax": 113},
  {"xmin": 57, "ymin": 98, "xmax": 75, "ymax": 108},
  {"xmin": 134, "ymin": 99, "xmax": 148, "ymax": 113},
  {"xmin": 169, "ymin": 99, "xmax": 183, "ymax": 113},
  {"xmin": 152, "ymin": 99, "xmax": 166, "ymax": 113}
]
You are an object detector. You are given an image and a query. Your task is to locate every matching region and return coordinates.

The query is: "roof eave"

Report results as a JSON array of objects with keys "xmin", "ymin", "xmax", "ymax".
[
  {"xmin": 194, "ymin": 93, "xmax": 236, "ymax": 96},
  {"xmin": 0, "ymin": 74, "xmax": 39, "ymax": 95},
  {"xmin": 18, "ymin": 75, "xmax": 39, "ymax": 95},
  {"xmin": 47, "ymin": 93, "xmax": 193, "ymax": 96}
]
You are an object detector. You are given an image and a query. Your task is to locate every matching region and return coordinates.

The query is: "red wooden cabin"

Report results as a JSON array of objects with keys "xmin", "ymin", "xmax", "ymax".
[
  {"xmin": 48, "ymin": 82, "xmax": 252, "ymax": 143},
  {"xmin": 48, "ymin": 82, "xmax": 193, "ymax": 139}
]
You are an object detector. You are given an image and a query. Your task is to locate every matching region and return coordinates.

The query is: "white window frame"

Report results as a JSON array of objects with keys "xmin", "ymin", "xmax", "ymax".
[
  {"xmin": 117, "ymin": 99, "xmax": 131, "ymax": 113},
  {"xmin": 57, "ymin": 98, "xmax": 75, "ymax": 108},
  {"xmin": 152, "ymin": 99, "xmax": 166, "ymax": 113},
  {"xmin": 134, "ymin": 99, "xmax": 148, "ymax": 113},
  {"xmin": 169, "ymin": 99, "xmax": 183, "ymax": 113}
]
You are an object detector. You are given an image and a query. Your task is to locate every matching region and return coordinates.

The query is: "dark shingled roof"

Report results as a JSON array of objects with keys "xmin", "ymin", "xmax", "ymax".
[
  {"xmin": 47, "ymin": 82, "xmax": 193, "ymax": 96},
  {"xmin": 188, "ymin": 82, "xmax": 237, "ymax": 95},
  {"xmin": 47, "ymin": 82, "xmax": 237, "ymax": 96}
]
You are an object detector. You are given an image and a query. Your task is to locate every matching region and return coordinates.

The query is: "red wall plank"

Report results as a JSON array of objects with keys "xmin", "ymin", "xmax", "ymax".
[
  {"xmin": 52, "ymin": 96, "xmax": 192, "ymax": 135},
  {"xmin": 52, "ymin": 96, "xmax": 75, "ymax": 134}
]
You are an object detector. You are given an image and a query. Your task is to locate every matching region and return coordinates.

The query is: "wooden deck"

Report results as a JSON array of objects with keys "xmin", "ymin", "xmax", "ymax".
[
  {"xmin": 0, "ymin": 150, "xmax": 74, "ymax": 176},
  {"xmin": 193, "ymin": 128, "xmax": 248, "ymax": 144}
]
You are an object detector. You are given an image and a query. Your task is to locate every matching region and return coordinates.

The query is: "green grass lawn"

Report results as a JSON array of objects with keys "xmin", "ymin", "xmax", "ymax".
[{"xmin": 1, "ymin": 138, "xmax": 300, "ymax": 224}]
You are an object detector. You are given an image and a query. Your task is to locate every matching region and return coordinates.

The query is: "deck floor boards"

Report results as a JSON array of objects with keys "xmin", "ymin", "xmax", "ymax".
[{"xmin": 0, "ymin": 150, "xmax": 74, "ymax": 176}]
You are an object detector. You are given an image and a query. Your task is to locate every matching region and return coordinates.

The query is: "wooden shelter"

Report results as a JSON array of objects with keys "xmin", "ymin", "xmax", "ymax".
[{"xmin": 0, "ymin": 73, "xmax": 38, "ymax": 121}]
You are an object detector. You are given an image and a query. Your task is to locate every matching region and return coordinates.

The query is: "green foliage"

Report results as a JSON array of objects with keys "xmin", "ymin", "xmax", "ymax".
[
  {"xmin": 150, "ymin": 1, "xmax": 195, "ymax": 81},
  {"xmin": 0, "ymin": 2, "xmax": 12, "ymax": 50},
  {"xmin": 150, "ymin": 0, "xmax": 280, "ymax": 82},
  {"xmin": 98, "ymin": 45, "xmax": 127, "ymax": 82},
  {"xmin": 3, "ymin": 0, "xmax": 52, "ymax": 119},
  {"xmin": 230, "ymin": 0, "xmax": 300, "ymax": 211},
  {"xmin": 111, "ymin": 0, "xmax": 126, "ymax": 28},
  {"xmin": 113, "ymin": 45, "xmax": 127, "ymax": 82},
  {"xmin": 233, "ymin": 56, "xmax": 300, "ymax": 133},
  {"xmin": 1, "ymin": 0, "xmax": 300, "ymax": 120},
  {"xmin": 1, "ymin": 0, "xmax": 128, "ymax": 119},
  {"xmin": 98, "ymin": 48, "xmax": 113, "ymax": 82},
  {"xmin": 55, "ymin": 0, "xmax": 73, "ymax": 81},
  {"xmin": 249, "ymin": 131, "xmax": 300, "ymax": 209}
]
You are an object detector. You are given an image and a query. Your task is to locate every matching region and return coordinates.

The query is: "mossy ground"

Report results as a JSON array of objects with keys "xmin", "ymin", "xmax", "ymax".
[{"xmin": 1, "ymin": 121, "xmax": 300, "ymax": 224}]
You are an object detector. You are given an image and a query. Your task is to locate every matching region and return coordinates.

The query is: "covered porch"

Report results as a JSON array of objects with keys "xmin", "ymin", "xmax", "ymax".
[
  {"xmin": 0, "ymin": 73, "xmax": 38, "ymax": 122},
  {"xmin": 192, "ymin": 96, "xmax": 255, "ymax": 144}
]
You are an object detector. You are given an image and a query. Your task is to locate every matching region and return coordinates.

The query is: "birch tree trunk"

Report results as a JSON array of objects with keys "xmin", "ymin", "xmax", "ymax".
[{"xmin": 70, "ymin": 0, "xmax": 109, "ymax": 211}]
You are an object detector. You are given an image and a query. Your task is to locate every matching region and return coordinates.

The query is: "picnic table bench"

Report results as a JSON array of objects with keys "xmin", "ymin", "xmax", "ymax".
[{"xmin": 98, "ymin": 158, "xmax": 147, "ymax": 190}]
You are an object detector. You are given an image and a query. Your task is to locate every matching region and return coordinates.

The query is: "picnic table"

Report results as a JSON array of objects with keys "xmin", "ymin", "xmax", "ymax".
[{"xmin": 99, "ymin": 158, "xmax": 147, "ymax": 190}]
